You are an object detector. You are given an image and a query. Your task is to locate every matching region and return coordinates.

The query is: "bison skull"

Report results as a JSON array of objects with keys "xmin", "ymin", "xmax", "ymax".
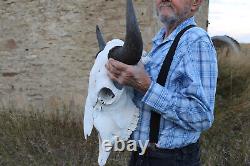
[
  {"xmin": 84, "ymin": 39, "xmax": 140, "ymax": 166},
  {"xmin": 83, "ymin": 0, "xmax": 143, "ymax": 165}
]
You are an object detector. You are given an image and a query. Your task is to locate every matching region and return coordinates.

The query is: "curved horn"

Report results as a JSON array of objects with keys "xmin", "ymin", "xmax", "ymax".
[
  {"xmin": 96, "ymin": 25, "xmax": 106, "ymax": 51},
  {"xmin": 108, "ymin": 0, "xmax": 143, "ymax": 65}
]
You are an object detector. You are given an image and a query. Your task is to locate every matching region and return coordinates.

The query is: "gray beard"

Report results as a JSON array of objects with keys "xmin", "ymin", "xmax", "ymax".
[
  {"xmin": 156, "ymin": 6, "xmax": 190, "ymax": 27},
  {"xmin": 156, "ymin": 8, "xmax": 178, "ymax": 26},
  {"xmin": 159, "ymin": 14, "xmax": 178, "ymax": 26}
]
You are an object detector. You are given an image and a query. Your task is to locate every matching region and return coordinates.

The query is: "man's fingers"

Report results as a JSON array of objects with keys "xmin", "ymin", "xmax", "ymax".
[
  {"xmin": 106, "ymin": 63, "xmax": 121, "ymax": 76},
  {"xmin": 106, "ymin": 58, "xmax": 137, "ymax": 86},
  {"xmin": 107, "ymin": 69, "xmax": 127, "ymax": 85},
  {"xmin": 107, "ymin": 71, "xmax": 116, "ymax": 80},
  {"xmin": 109, "ymin": 58, "xmax": 127, "ymax": 71},
  {"xmin": 107, "ymin": 70, "xmax": 122, "ymax": 82}
]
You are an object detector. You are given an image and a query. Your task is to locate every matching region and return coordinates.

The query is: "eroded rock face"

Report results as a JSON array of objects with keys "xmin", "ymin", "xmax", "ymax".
[{"xmin": 0, "ymin": 0, "xmax": 208, "ymax": 110}]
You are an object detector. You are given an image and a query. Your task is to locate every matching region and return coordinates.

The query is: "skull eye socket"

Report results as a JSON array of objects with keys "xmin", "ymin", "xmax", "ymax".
[{"xmin": 98, "ymin": 87, "xmax": 115, "ymax": 105}]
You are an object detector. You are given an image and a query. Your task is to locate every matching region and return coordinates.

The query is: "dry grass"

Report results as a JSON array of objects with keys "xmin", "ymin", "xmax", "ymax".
[
  {"xmin": 217, "ymin": 54, "xmax": 250, "ymax": 101},
  {"xmin": 0, "ymin": 108, "xmax": 130, "ymax": 166},
  {"xmin": 0, "ymin": 54, "xmax": 250, "ymax": 166}
]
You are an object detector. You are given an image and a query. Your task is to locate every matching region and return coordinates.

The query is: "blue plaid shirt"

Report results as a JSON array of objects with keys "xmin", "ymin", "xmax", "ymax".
[{"xmin": 132, "ymin": 17, "xmax": 218, "ymax": 149}]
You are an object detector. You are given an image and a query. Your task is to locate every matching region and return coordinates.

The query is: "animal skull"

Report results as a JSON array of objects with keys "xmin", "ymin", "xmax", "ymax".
[
  {"xmin": 84, "ymin": 39, "xmax": 139, "ymax": 166},
  {"xmin": 83, "ymin": 0, "xmax": 143, "ymax": 165}
]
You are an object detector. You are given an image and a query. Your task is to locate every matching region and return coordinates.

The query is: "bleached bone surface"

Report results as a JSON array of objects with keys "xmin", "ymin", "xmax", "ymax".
[{"xmin": 83, "ymin": 39, "xmax": 139, "ymax": 166}]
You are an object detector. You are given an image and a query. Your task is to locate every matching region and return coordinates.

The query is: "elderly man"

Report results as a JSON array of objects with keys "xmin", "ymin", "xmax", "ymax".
[{"xmin": 106, "ymin": 0, "xmax": 218, "ymax": 165}]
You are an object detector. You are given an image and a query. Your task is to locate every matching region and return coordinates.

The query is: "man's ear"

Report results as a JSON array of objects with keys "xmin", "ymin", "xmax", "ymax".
[{"xmin": 191, "ymin": 0, "xmax": 203, "ymax": 11}]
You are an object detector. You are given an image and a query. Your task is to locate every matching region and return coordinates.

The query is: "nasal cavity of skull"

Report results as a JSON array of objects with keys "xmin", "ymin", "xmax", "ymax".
[{"xmin": 98, "ymin": 87, "xmax": 116, "ymax": 105}]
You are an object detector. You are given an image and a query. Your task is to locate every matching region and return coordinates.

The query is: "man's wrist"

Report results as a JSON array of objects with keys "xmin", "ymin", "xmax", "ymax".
[{"xmin": 138, "ymin": 77, "xmax": 151, "ymax": 94}]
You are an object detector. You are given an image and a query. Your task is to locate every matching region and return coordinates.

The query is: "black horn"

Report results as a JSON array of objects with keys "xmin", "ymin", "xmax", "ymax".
[
  {"xmin": 96, "ymin": 25, "xmax": 106, "ymax": 51},
  {"xmin": 108, "ymin": 0, "xmax": 143, "ymax": 65}
]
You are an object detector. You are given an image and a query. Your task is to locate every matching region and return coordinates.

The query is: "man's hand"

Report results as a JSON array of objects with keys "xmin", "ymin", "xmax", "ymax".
[{"xmin": 105, "ymin": 58, "xmax": 151, "ymax": 93}]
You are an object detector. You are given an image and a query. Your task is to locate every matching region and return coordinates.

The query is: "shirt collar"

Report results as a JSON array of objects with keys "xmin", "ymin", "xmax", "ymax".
[{"xmin": 152, "ymin": 16, "xmax": 197, "ymax": 45}]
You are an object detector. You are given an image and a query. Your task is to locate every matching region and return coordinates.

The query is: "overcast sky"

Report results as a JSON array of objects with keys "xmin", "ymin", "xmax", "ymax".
[{"xmin": 208, "ymin": 0, "xmax": 250, "ymax": 43}]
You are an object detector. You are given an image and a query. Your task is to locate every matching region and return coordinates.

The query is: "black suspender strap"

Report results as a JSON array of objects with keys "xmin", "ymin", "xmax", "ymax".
[{"xmin": 149, "ymin": 25, "xmax": 196, "ymax": 143}]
